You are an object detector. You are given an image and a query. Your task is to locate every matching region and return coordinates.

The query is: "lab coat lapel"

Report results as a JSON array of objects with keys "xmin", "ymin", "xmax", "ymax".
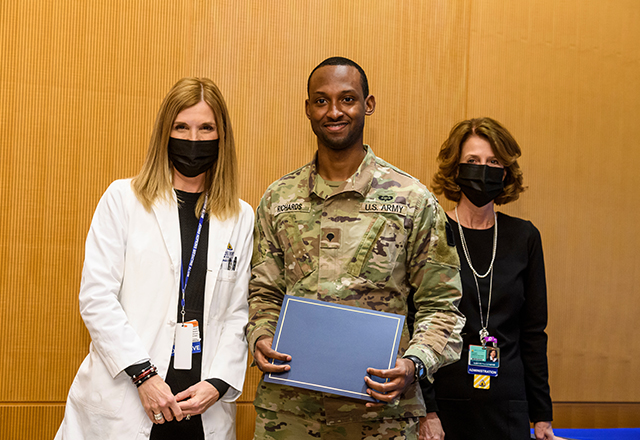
[
  {"xmin": 204, "ymin": 215, "xmax": 234, "ymax": 318},
  {"xmin": 152, "ymin": 193, "xmax": 181, "ymax": 275}
]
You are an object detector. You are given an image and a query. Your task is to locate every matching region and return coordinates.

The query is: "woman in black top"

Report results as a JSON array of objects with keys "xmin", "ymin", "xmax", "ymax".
[{"xmin": 420, "ymin": 118, "xmax": 555, "ymax": 440}]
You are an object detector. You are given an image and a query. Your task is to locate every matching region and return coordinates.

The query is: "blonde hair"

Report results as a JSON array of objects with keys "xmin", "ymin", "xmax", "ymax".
[
  {"xmin": 432, "ymin": 117, "xmax": 525, "ymax": 205},
  {"xmin": 132, "ymin": 77, "xmax": 240, "ymax": 219}
]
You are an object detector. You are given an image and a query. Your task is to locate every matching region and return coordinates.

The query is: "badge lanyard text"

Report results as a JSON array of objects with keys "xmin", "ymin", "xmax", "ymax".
[{"xmin": 180, "ymin": 195, "xmax": 208, "ymax": 324}]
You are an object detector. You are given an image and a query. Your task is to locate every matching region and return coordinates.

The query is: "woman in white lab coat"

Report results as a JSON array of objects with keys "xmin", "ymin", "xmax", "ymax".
[{"xmin": 56, "ymin": 77, "xmax": 253, "ymax": 440}]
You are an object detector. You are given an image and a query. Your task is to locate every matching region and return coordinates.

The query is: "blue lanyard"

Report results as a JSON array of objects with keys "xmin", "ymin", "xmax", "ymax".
[{"xmin": 180, "ymin": 195, "xmax": 208, "ymax": 323}]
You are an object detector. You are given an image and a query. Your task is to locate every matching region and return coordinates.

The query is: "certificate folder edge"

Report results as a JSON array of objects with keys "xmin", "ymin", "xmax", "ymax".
[{"xmin": 264, "ymin": 295, "xmax": 405, "ymax": 402}]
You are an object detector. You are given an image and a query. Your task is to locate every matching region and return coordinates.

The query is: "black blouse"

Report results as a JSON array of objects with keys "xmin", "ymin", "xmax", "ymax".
[
  {"xmin": 150, "ymin": 190, "xmax": 227, "ymax": 440},
  {"xmin": 419, "ymin": 212, "xmax": 552, "ymax": 440}
]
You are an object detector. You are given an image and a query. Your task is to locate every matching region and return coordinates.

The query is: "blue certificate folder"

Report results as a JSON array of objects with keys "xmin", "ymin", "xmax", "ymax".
[{"xmin": 264, "ymin": 295, "xmax": 405, "ymax": 402}]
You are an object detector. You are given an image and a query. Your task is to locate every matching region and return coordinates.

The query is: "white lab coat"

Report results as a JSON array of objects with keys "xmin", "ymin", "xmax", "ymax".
[{"xmin": 56, "ymin": 179, "xmax": 253, "ymax": 440}]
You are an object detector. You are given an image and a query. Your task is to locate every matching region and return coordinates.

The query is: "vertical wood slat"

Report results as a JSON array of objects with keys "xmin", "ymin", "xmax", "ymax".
[
  {"xmin": 552, "ymin": 403, "xmax": 640, "ymax": 429},
  {"xmin": 0, "ymin": 405, "xmax": 65, "ymax": 440},
  {"xmin": 236, "ymin": 403, "xmax": 258, "ymax": 440}
]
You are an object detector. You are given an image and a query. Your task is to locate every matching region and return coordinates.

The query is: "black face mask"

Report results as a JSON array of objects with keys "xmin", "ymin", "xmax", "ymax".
[
  {"xmin": 455, "ymin": 163, "xmax": 505, "ymax": 207},
  {"xmin": 168, "ymin": 137, "xmax": 219, "ymax": 178}
]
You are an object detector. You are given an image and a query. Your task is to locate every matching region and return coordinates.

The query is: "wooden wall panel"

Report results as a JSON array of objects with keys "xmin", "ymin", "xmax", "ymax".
[
  {"xmin": 236, "ymin": 403, "xmax": 258, "ymax": 440},
  {"xmin": 0, "ymin": 405, "xmax": 65, "ymax": 440},
  {"xmin": 1, "ymin": 0, "xmax": 639, "ymax": 436},
  {"xmin": 553, "ymin": 403, "xmax": 640, "ymax": 429},
  {"xmin": 465, "ymin": 0, "xmax": 640, "ymax": 403},
  {"xmin": 182, "ymin": 0, "xmax": 471, "ymax": 207}
]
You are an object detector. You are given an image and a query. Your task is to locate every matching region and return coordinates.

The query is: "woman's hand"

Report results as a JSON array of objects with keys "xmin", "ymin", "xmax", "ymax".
[
  {"xmin": 176, "ymin": 381, "xmax": 220, "ymax": 417},
  {"xmin": 137, "ymin": 375, "xmax": 183, "ymax": 424},
  {"xmin": 533, "ymin": 421, "xmax": 555, "ymax": 440},
  {"xmin": 419, "ymin": 412, "xmax": 445, "ymax": 440}
]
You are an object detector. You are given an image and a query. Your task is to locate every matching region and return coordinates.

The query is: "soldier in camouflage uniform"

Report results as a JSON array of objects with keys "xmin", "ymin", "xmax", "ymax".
[{"xmin": 246, "ymin": 57, "xmax": 465, "ymax": 439}]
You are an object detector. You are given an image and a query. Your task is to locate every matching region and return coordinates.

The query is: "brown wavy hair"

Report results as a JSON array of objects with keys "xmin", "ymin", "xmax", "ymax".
[
  {"xmin": 432, "ymin": 117, "xmax": 525, "ymax": 205},
  {"xmin": 132, "ymin": 77, "xmax": 240, "ymax": 219}
]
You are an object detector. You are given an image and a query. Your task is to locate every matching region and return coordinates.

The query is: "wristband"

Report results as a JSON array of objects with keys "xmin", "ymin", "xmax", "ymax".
[{"xmin": 132, "ymin": 365, "xmax": 158, "ymax": 388}]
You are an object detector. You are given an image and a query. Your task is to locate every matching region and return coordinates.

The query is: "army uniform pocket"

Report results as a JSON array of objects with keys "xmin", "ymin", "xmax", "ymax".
[
  {"xmin": 276, "ymin": 218, "xmax": 314, "ymax": 288},
  {"xmin": 348, "ymin": 215, "xmax": 406, "ymax": 286}
]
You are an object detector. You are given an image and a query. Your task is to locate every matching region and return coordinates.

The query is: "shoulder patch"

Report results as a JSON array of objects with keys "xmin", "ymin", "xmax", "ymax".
[{"xmin": 273, "ymin": 202, "xmax": 311, "ymax": 216}]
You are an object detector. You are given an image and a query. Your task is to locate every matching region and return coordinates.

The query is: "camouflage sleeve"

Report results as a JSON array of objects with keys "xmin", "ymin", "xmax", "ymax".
[
  {"xmin": 245, "ymin": 192, "xmax": 286, "ymax": 355},
  {"xmin": 403, "ymin": 194, "xmax": 465, "ymax": 382}
]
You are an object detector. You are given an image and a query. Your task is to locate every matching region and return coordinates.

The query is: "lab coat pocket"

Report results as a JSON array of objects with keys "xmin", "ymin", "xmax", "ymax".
[
  {"xmin": 218, "ymin": 268, "xmax": 237, "ymax": 282},
  {"xmin": 208, "ymin": 268, "xmax": 236, "ymax": 316},
  {"xmin": 69, "ymin": 350, "xmax": 128, "ymax": 416}
]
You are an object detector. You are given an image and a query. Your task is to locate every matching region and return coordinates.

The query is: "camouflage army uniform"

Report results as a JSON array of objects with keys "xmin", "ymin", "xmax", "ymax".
[{"xmin": 247, "ymin": 146, "xmax": 465, "ymax": 438}]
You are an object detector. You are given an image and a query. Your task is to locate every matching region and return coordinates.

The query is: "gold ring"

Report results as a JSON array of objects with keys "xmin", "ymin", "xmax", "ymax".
[{"xmin": 185, "ymin": 414, "xmax": 191, "ymax": 420}]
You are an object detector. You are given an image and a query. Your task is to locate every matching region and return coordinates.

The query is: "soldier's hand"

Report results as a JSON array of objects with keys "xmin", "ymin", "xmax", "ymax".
[
  {"xmin": 364, "ymin": 358, "xmax": 414, "ymax": 407},
  {"xmin": 254, "ymin": 336, "xmax": 292, "ymax": 373}
]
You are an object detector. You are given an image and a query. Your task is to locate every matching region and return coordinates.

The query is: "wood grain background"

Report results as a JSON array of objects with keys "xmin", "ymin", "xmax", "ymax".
[{"xmin": 1, "ymin": 0, "xmax": 639, "ymax": 438}]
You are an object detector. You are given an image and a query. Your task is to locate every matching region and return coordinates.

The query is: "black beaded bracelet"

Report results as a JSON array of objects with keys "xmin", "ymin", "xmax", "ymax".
[
  {"xmin": 134, "ymin": 370, "xmax": 158, "ymax": 387},
  {"xmin": 132, "ymin": 365, "xmax": 158, "ymax": 387},
  {"xmin": 126, "ymin": 361, "xmax": 152, "ymax": 379}
]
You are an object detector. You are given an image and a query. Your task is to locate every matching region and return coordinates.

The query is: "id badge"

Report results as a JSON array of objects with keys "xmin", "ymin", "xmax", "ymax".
[
  {"xmin": 171, "ymin": 320, "xmax": 202, "ymax": 357},
  {"xmin": 467, "ymin": 345, "xmax": 499, "ymax": 377},
  {"xmin": 185, "ymin": 319, "xmax": 202, "ymax": 354},
  {"xmin": 174, "ymin": 323, "xmax": 193, "ymax": 370}
]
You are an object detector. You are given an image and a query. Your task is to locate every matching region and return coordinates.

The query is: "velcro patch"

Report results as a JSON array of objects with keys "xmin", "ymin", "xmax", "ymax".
[
  {"xmin": 321, "ymin": 228, "xmax": 341, "ymax": 249},
  {"xmin": 445, "ymin": 221, "xmax": 456, "ymax": 247},
  {"xmin": 273, "ymin": 202, "xmax": 311, "ymax": 216},
  {"xmin": 360, "ymin": 201, "xmax": 407, "ymax": 216}
]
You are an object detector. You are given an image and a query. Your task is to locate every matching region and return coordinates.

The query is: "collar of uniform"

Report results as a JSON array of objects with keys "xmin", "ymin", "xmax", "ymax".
[{"xmin": 308, "ymin": 145, "xmax": 376, "ymax": 200}]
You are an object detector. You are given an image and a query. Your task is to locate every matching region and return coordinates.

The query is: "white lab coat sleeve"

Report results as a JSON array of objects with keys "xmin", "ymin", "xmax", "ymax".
[{"xmin": 79, "ymin": 180, "xmax": 150, "ymax": 378}]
